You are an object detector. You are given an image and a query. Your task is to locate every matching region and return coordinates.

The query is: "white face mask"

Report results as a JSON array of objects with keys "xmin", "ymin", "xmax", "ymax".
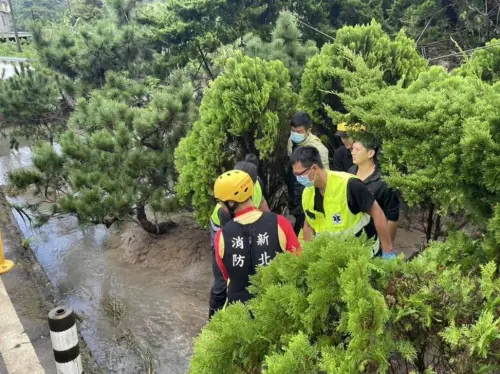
[
  {"xmin": 290, "ymin": 131, "xmax": 306, "ymax": 144},
  {"xmin": 296, "ymin": 169, "xmax": 316, "ymax": 187}
]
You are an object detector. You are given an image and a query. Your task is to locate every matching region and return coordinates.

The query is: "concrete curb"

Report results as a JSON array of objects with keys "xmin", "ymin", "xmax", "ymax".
[{"xmin": 0, "ymin": 188, "xmax": 102, "ymax": 374}]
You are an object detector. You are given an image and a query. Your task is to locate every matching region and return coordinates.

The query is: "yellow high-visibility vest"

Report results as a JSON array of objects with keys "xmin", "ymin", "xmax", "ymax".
[{"xmin": 302, "ymin": 171, "xmax": 370, "ymax": 235}]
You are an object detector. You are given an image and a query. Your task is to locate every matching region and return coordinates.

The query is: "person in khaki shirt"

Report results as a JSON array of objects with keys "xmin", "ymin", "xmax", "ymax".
[{"xmin": 286, "ymin": 112, "xmax": 329, "ymax": 235}]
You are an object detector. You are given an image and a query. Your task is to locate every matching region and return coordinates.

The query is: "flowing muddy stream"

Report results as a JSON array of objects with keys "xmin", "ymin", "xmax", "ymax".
[{"xmin": 0, "ymin": 137, "xmax": 212, "ymax": 373}]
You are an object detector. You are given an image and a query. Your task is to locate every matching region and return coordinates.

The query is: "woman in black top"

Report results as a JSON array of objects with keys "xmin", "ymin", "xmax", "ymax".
[{"xmin": 349, "ymin": 134, "xmax": 400, "ymax": 242}]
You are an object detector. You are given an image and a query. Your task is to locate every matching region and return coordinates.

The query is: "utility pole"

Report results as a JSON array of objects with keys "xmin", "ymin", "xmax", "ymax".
[
  {"xmin": 67, "ymin": 0, "xmax": 73, "ymax": 23},
  {"xmin": 6, "ymin": 0, "xmax": 22, "ymax": 53}
]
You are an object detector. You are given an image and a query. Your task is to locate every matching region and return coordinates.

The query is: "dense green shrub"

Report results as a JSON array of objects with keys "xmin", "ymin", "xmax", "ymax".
[
  {"xmin": 338, "ymin": 66, "xmax": 500, "ymax": 241},
  {"xmin": 455, "ymin": 38, "xmax": 500, "ymax": 83},
  {"xmin": 190, "ymin": 234, "xmax": 500, "ymax": 373},
  {"xmin": 299, "ymin": 21, "xmax": 427, "ymax": 145}
]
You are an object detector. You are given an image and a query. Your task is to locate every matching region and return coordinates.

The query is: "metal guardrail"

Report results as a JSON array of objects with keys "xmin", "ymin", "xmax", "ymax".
[
  {"xmin": 0, "ymin": 32, "xmax": 32, "ymax": 39},
  {"xmin": 0, "ymin": 56, "xmax": 30, "ymax": 62}
]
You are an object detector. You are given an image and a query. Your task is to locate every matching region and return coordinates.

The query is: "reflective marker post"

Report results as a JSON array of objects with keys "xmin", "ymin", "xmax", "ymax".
[
  {"xmin": 48, "ymin": 306, "xmax": 83, "ymax": 374},
  {"xmin": 0, "ymin": 231, "xmax": 14, "ymax": 275}
]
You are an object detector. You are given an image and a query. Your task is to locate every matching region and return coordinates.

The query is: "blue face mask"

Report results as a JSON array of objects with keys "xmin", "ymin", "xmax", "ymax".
[
  {"xmin": 290, "ymin": 131, "xmax": 306, "ymax": 144},
  {"xmin": 296, "ymin": 174, "xmax": 314, "ymax": 187}
]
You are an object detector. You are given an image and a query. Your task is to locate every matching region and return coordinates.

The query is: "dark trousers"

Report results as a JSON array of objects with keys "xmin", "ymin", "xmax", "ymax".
[
  {"xmin": 287, "ymin": 165, "xmax": 305, "ymax": 236},
  {"xmin": 209, "ymin": 248, "xmax": 227, "ymax": 316},
  {"xmin": 293, "ymin": 211, "xmax": 305, "ymax": 236}
]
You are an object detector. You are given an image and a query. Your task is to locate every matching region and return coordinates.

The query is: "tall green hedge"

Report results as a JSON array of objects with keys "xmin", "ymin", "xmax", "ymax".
[
  {"xmin": 175, "ymin": 52, "xmax": 296, "ymax": 227},
  {"xmin": 299, "ymin": 21, "xmax": 427, "ymax": 140}
]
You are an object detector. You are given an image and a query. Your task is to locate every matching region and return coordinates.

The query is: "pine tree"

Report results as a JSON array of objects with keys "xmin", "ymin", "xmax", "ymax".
[
  {"xmin": 175, "ymin": 52, "xmax": 296, "ymax": 227},
  {"xmin": 271, "ymin": 0, "xmax": 390, "ymax": 46},
  {"xmin": 211, "ymin": 11, "xmax": 319, "ymax": 91},
  {"xmin": 69, "ymin": 0, "xmax": 105, "ymax": 23},
  {"xmin": 11, "ymin": 0, "xmax": 66, "ymax": 30},
  {"xmin": 136, "ymin": 0, "xmax": 275, "ymax": 79},
  {"xmin": 30, "ymin": 0, "xmax": 152, "ymax": 91},
  {"xmin": 0, "ymin": 64, "xmax": 68, "ymax": 147},
  {"xmin": 388, "ymin": 0, "xmax": 500, "ymax": 62},
  {"xmin": 9, "ymin": 72, "xmax": 197, "ymax": 233}
]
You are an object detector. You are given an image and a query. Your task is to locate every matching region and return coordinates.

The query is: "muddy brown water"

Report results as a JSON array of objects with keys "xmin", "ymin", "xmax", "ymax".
[{"xmin": 0, "ymin": 138, "xmax": 212, "ymax": 373}]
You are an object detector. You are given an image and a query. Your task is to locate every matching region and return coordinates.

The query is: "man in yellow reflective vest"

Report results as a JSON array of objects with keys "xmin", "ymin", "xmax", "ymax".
[
  {"xmin": 287, "ymin": 112, "xmax": 330, "ymax": 236},
  {"xmin": 208, "ymin": 155, "xmax": 270, "ymax": 318},
  {"xmin": 291, "ymin": 146, "xmax": 396, "ymax": 259}
]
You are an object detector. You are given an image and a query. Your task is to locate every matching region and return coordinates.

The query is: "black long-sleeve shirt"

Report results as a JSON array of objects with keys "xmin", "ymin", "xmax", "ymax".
[
  {"xmin": 348, "ymin": 165, "xmax": 400, "ymax": 221},
  {"xmin": 333, "ymin": 146, "xmax": 353, "ymax": 172}
]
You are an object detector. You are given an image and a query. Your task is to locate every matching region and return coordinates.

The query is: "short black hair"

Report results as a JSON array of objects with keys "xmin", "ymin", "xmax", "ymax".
[
  {"xmin": 290, "ymin": 146, "xmax": 324, "ymax": 169},
  {"xmin": 353, "ymin": 133, "xmax": 381, "ymax": 156},
  {"xmin": 244, "ymin": 153, "xmax": 259, "ymax": 168},
  {"xmin": 234, "ymin": 160, "xmax": 258, "ymax": 183},
  {"xmin": 290, "ymin": 112, "xmax": 312, "ymax": 130}
]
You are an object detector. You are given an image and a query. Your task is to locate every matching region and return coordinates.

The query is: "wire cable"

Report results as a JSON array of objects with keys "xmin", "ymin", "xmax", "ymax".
[{"xmin": 428, "ymin": 41, "xmax": 500, "ymax": 61}]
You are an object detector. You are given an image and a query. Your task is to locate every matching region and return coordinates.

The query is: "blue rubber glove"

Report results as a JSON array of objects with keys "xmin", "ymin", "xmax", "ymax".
[{"xmin": 381, "ymin": 250, "xmax": 397, "ymax": 260}]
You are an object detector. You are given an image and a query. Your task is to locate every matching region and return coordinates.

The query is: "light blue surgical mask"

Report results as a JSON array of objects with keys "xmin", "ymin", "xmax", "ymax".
[
  {"xmin": 290, "ymin": 131, "xmax": 306, "ymax": 144},
  {"xmin": 296, "ymin": 173, "xmax": 314, "ymax": 187}
]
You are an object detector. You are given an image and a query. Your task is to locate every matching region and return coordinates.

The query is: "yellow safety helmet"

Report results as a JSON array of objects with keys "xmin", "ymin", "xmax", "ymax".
[
  {"xmin": 214, "ymin": 170, "xmax": 254, "ymax": 203},
  {"xmin": 335, "ymin": 122, "xmax": 366, "ymax": 137}
]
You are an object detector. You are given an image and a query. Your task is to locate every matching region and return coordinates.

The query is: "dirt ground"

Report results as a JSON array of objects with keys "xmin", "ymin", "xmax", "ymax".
[
  {"xmin": 113, "ymin": 212, "xmax": 425, "ymax": 272},
  {"xmin": 112, "ymin": 213, "xmax": 211, "ymax": 272}
]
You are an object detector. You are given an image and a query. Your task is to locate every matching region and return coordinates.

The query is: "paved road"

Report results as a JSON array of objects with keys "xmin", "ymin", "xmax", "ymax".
[
  {"xmin": 0, "ymin": 62, "xmax": 17, "ymax": 79},
  {"xmin": 0, "ymin": 278, "xmax": 47, "ymax": 373}
]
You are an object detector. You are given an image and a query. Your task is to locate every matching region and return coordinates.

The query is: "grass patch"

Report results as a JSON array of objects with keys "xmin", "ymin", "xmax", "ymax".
[
  {"xmin": 135, "ymin": 344, "xmax": 157, "ymax": 374},
  {"xmin": 102, "ymin": 293, "xmax": 126, "ymax": 323}
]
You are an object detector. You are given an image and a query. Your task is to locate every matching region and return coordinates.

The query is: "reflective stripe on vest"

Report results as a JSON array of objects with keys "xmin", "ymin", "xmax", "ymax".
[
  {"xmin": 210, "ymin": 181, "xmax": 264, "ymax": 227},
  {"xmin": 210, "ymin": 217, "xmax": 220, "ymax": 233},
  {"xmin": 302, "ymin": 171, "xmax": 368, "ymax": 235}
]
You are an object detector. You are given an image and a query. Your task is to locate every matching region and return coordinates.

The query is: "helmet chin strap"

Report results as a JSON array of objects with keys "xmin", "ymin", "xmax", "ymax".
[{"xmin": 224, "ymin": 201, "xmax": 240, "ymax": 218}]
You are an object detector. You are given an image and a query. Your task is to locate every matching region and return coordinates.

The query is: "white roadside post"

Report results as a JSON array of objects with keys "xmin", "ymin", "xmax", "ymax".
[{"xmin": 48, "ymin": 306, "xmax": 83, "ymax": 373}]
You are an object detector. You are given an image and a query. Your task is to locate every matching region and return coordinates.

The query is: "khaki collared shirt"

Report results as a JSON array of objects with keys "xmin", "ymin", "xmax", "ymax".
[{"xmin": 287, "ymin": 133, "xmax": 330, "ymax": 170}]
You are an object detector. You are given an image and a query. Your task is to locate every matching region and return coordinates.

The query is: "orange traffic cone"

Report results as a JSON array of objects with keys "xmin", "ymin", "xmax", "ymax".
[{"xmin": 0, "ymin": 231, "xmax": 14, "ymax": 274}]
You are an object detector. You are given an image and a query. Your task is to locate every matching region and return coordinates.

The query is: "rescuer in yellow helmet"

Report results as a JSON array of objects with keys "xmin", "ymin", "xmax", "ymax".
[
  {"xmin": 208, "ymin": 155, "xmax": 270, "ymax": 318},
  {"xmin": 209, "ymin": 170, "xmax": 301, "ymax": 318}
]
